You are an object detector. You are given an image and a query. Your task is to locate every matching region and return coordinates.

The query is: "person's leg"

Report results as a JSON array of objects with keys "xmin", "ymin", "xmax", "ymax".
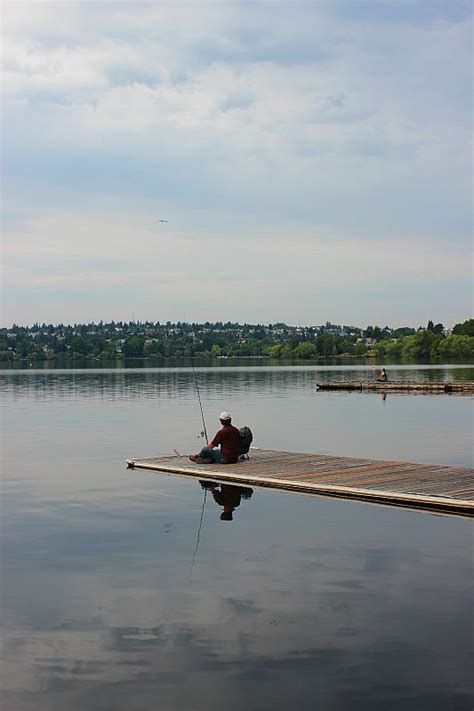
[
  {"xmin": 190, "ymin": 447, "xmax": 223, "ymax": 464},
  {"xmin": 200, "ymin": 447, "xmax": 223, "ymax": 463}
]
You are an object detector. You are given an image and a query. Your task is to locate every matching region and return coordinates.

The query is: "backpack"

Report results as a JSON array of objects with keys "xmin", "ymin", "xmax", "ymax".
[{"xmin": 238, "ymin": 426, "xmax": 253, "ymax": 459}]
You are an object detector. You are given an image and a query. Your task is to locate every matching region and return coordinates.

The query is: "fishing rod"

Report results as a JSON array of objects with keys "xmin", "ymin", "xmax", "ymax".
[{"xmin": 192, "ymin": 363, "xmax": 208, "ymax": 443}]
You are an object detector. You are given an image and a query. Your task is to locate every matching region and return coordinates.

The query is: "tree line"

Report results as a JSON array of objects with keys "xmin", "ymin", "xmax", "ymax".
[{"xmin": 0, "ymin": 319, "xmax": 472, "ymax": 362}]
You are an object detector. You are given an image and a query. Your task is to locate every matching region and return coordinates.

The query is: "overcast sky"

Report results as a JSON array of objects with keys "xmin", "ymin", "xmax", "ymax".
[{"xmin": 2, "ymin": 0, "xmax": 472, "ymax": 327}]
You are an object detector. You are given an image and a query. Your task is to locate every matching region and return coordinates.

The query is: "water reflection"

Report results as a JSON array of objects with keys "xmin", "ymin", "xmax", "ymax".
[
  {"xmin": 1, "ymin": 476, "xmax": 472, "ymax": 711},
  {"xmin": 1, "ymin": 364, "xmax": 473, "ymax": 710},
  {"xmin": 2, "ymin": 365, "xmax": 472, "ymax": 471},
  {"xmin": 199, "ymin": 481, "xmax": 253, "ymax": 521},
  {"xmin": 1, "ymin": 363, "xmax": 473, "ymax": 401},
  {"xmin": 1, "ymin": 391, "xmax": 473, "ymax": 711}
]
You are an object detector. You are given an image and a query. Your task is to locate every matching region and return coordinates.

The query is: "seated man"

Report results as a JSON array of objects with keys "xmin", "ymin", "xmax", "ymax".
[{"xmin": 190, "ymin": 412, "xmax": 240, "ymax": 464}]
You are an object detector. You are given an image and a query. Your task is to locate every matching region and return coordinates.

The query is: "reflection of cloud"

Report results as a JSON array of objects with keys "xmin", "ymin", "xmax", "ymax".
[
  {"xmin": 3, "ymin": 604, "xmax": 472, "ymax": 710},
  {"xmin": 361, "ymin": 546, "xmax": 421, "ymax": 575},
  {"xmin": 112, "ymin": 626, "xmax": 164, "ymax": 648},
  {"xmin": 225, "ymin": 597, "xmax": 260, "ymax": 615}
]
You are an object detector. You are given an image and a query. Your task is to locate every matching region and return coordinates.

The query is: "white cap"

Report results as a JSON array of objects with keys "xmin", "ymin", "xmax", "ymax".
[{"xmin": 219, "ymin": 411, "xmax": 231, "ymax": 420}]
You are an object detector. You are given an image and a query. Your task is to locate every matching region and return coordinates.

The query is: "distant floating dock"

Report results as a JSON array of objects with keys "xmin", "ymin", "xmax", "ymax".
[
  {"xmin": 316, "ymin": 381, "xmax": 474, "ymax": 393},
  {"xmin": 127, "ymin": 450, "xmax": 474, "ymax": 517}
]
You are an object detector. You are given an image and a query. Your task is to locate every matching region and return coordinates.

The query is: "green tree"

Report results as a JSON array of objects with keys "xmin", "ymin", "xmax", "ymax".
[
  {"xmin": 401, "ymin": 330, "xmax": 442, "ymax": 360},
  {"xmin": 316, "ymin": 335, "xmax": 337, "ymax": 357},
  {"xmin": 123, "ymin": 336, "xmax": 145, "ymax": 357},
  {"xmin": 437, "ymin": 335, "xmax": 474, "ymax": 360},
  {"xmin": 427, "ymin": 320, "xmax": 444, "ymax": 335},
  {"xmin": 71, "ymin": 336, "xmax": 94, "ymax": 355},
  {"xmin": 452, "ymin": 319, "xmax": 474, "ymax": 337},
  {"xmin": 385, "ymin": 340, "xmax": 403, "ymax": 358},
  {"xmin": 294, "ymin": 342, "xmax": 317, "ymax": 359},
  {"xmin": 353, "ymin": 341, "xmax": 367, "ymax": 356},
  {"xmin": 392, "ymin": 327, "xmax": 416, "ymax": 338},
  {"xmin": 267, "ymin": 343, "xmax": 285, "ymax": 358},
  {"xmin": 99, "ymin": 344, "xmax": 120, "ymax": 360},
  {"xmin": 28, "ymin": 349, "xmax": 47, "ymax": 361},
  {"xmin": 373, "ymin": 339, "xmax": 390, "ymax": 357}
]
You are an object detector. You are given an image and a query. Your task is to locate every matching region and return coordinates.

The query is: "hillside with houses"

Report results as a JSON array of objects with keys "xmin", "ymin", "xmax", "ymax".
[{"xmin": 1, "ymin": 319, "xmax": 472, "ymax": 363}]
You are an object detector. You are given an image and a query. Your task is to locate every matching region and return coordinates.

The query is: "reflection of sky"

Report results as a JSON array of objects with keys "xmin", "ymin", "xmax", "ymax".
[
  {"xmin": 1, "ymin": 367, "xmax": 473, "ymax": 709},
  {"xmin": 2, "ymin": 477, "xmax": 472, "ymax": 710}
]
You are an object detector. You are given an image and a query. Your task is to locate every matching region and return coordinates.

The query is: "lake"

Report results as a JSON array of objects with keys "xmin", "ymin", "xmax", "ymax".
[{"xmin": 1, "ymin": 364, "xmax": 473, "ymax": 710}]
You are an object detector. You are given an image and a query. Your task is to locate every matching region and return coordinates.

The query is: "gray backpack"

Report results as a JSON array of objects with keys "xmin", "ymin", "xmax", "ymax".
[{"xmin": 238, "ymin": 426, "xmax": 253, "ymax": 458}]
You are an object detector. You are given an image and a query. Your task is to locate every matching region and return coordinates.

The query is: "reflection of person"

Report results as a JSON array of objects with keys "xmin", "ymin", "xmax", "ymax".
[
  {"xmin": 199, "ymin": 481, "xmax": 253, "ymax": 521},
  {"xmin": 376, "ymin": 368, "xmax": 388, "ymax": 382},
  {"xmin": 189, "ymin": 412, "xmax": 241, "ymax": 464},
  {"xmin": 213, "ymin": 484, "xmax": 243, "ymax": 521}
]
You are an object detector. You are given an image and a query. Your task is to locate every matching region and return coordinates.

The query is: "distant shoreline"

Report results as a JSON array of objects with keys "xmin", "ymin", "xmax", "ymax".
[{"xmin": 2, "ymin": 356, "xmax": 474, "ymax": 370}]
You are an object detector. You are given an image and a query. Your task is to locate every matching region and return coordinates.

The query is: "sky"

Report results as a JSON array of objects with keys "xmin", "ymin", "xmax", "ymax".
[{"xmin": 1, "ymin": 0, "xmax": 472, "ymax": 328}]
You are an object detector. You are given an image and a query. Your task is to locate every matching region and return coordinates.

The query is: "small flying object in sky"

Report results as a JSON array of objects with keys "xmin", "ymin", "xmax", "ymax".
[{"xmin": 157, "ymin": 219, "xmax": 168, "ymax": 223}]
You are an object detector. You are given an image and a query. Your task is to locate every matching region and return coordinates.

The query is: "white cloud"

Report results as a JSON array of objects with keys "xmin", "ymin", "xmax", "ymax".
[
  {"xmin": 3, "ymin": 207, "xmax": 469, "ymax": 298},
  {"xmin": 1, "ymin": 1, "xmax": 472, "ymax": 325}
]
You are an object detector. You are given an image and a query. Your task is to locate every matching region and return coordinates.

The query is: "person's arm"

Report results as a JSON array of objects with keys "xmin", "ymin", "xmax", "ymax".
[{"xmin": 208, "ymin": 430, "xmax": 222, "ymax": 449}]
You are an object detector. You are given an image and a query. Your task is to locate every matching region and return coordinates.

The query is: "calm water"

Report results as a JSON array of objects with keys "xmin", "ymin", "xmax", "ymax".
[{"xmin": 1, "ymin": 365, "xmax": 473, "ymax": 710}]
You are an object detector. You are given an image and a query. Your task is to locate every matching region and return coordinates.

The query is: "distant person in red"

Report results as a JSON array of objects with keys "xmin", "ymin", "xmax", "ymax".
[{"xmin": 189, "ymin": 412, "xmax": 241, "ymax": 464}]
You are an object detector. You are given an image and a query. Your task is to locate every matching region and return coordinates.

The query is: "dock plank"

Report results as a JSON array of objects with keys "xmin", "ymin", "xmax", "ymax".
[
  {"xmin": 127, "ymin": 449, "xmax": 473, "ymax": 517},
  {"xmin": 316, "ymin": 381, "xmax": 474, "ymax": 393}
]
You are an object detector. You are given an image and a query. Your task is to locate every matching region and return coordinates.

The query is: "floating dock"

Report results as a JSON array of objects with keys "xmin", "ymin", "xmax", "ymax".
[
  {"xmin": 127, "ymin": 449, "xmax": 474, "ymax": 517},
  {"xmin": 316, "ymin": 380, "xmax": 474, "ymax": 393}
]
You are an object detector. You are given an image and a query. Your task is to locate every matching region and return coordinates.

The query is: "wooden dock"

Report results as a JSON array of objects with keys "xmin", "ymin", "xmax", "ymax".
[
  {"xmin": 127, "ymin": 450, "xmax": 474, "ymax": 517},
  {"xmin": 316, "ymin": 380, "xmax": 474, "ymax": 393}
]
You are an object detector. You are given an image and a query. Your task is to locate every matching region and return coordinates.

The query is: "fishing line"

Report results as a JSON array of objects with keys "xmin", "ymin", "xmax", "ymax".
[
  {"xmin": 188, "ymin": 364, "xmax": 209, "ymax": 582},
  {"xmin": 189, "ymin": 488, "xmax": 207, "ymax": 583},
  {"xmin": 192, "ymin": 363, "xmax": 208, "ymax": 443}
]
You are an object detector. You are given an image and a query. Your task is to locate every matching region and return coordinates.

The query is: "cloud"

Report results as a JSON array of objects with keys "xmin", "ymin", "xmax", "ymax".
[
  {"xmin": 2, "ymin": 205, "xmax": 470, "ymax": 326},
  {"xmin": 1, "ymin": 1, "xmax": 472, "ymax": 325}
]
